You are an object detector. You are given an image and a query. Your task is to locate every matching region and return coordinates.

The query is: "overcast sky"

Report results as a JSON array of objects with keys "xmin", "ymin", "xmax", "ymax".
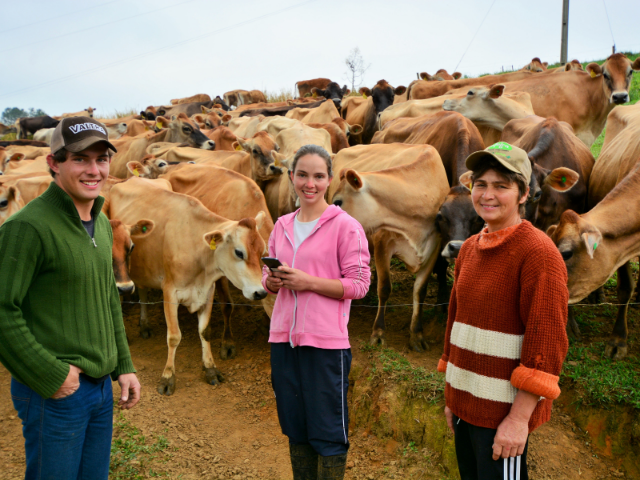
[{"xmin": 1, "ymin": 0, "xmax": 638, "ymax": 117}]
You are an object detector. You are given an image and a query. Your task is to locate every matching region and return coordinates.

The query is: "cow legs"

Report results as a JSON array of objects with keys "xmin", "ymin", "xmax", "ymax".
[
  {"xmin": 370, "ymin": 239, "xmax": 393, "ymax": 346},
  {"xmin": 158, "ymin": 290, "xmax": 181, "ymax": 396},
  {"xmin": 200, "ymin": 286, "xmax": 224, "ymax": 385},
  {"xmin": 215, "ymin": 278, "xmax": 236, "ymax": 360},
  {"xmin": 433, "ymin": 255, "xmax": 450, "ymax": 313},
  {"xmin": 588, "ymin": 286, "xmax": 606, "ymax": 304},
  {"xmin": 604, "ymin": 262, "xmax": 635, "ymax": 360},
  {"xmin": 138, "ymin": 287, "xmax": 152, "ymax": 339},
  {"xmin": 566, "ymin": 306, "xmax": 582, "ymax": 340},
  {"xmin": 409, "ymin": 248, "xmax": 440, "ymax": 353}
]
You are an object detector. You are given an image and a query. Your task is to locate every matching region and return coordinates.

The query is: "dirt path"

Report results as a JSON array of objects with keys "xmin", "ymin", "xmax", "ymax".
[{"xmin": 0, "ymin": 272, "xmax": 632, "ymax": 479}]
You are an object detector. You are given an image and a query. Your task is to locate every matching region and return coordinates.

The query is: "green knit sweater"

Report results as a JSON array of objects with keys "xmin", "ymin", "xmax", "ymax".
[{"xmin": 0, "ymin": 182, "xmax": 135, "ymax": 398}]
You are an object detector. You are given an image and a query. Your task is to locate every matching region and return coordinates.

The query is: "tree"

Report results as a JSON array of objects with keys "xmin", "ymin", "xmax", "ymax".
[
  {"xmin": 1, "ymin": 107, "xmax": 47, "ymax": 125},
  {"xmin": 344, "ymin": 47, "xmax": 371, "ymax": 92}
]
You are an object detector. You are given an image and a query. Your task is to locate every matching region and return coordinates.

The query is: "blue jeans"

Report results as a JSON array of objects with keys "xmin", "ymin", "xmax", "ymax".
[{"xmin": 11, "ymin": 375, "xmax": 114, "ymax": 480}]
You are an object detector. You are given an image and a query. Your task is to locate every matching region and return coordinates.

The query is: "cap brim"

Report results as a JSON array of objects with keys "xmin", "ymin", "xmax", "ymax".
[
  {"xmin": 65, "ymin": 136, "xmax": 117, "ymax": 154},
  {"xmin": 465, "ymin": 150, "xmax": 521, "ymax": 175}
]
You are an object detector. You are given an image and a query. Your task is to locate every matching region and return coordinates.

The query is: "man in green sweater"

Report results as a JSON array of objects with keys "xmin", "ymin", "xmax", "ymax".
[{"xmin": 0, "ymin": 116, "xmax": 140, "ymax": 479}]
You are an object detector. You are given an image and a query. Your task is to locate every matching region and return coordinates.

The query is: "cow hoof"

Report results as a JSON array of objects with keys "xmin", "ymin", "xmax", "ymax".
[
  {"xmin": 220, "ymin": 342, "xmax": 237, "ymax": 360},
  {"xmin": 369, "ymin": 333, "xmax": 386, "ymax": 347},
  {"xmin": 204, "ymin": 367, "xmax": 224, "ymax": 386},
  {"xmin": 157, "ymin": 375, "xmax": 176, "ymax": 396},
  {"xmin": 140, "ymin": 327, "xmax": 153, "ymax": 339},
  {"xmin": 604, "ymin": 340, "xmax": 628, "ymax": 360},
  {"xmin": 409, "ymin": 333, "xmax": 429, "ymax": 353}
]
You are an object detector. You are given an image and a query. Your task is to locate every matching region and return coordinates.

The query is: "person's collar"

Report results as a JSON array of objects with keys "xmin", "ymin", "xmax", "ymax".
[{"xmin": 41, "ymin": 182, "xmax": 104, "ymax": 219}]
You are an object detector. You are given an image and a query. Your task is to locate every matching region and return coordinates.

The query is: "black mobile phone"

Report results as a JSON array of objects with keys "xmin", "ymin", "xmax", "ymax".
[{"xmin": 261, "ymin": 257, "xmax": 283, "ymax": 271}]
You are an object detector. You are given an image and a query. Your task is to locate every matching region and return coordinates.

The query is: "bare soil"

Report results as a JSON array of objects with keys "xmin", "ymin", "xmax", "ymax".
[{"xmin": 0, "ymin": 268, "xmax": 635, "ymax": 479}]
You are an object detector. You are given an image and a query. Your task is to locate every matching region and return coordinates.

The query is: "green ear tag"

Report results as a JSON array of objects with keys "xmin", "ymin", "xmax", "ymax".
[
  {"xmin": 142, "ymin": 226, "xmax": 147, "ymax": 233},
  {"xmin": 562, "ymin": 176, "xmax": 566, "ymax": 183},
  {"xmin": 593, "ymin": 242, "xmax": 598, "ymax": 251}
]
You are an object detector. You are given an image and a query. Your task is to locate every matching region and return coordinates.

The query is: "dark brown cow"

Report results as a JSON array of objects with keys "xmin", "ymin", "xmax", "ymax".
[
  {"xmin": 110, "ymin": 219, "xmax": 155, "ymax": 295},
  {"xmin": 17, "ymin": 116, "xmax": 59, "ymax": 139},
  {"xmin": 342, "ymin": 80, "xmax": 406, "ymax": 144},
  {"xmin": 295, "ymin": 77, "xmax": 332, "ymax": 97},
  {"xmin": 310, "ymin": 82, "xmax": 349, "ymax": 107}
]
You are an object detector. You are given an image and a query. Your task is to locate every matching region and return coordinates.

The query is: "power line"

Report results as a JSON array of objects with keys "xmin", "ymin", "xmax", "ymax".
[
  {"xmin": 453, "ymin": 0, "xmax": 498, "ymax": 73},
  {"xmin": 0, "ymin": 0, "xmax": 318, "ymax": 101},
  {"xmin": 602, "ymin": 0, "xmax": 616, "ymax": 51},
  {"xmin": 11, "ymin": 0, "xmax": 202, "ymax": 52},
  {"xmin": 0, "ymin": 0, "xmax": 122, "ymax": 36}
]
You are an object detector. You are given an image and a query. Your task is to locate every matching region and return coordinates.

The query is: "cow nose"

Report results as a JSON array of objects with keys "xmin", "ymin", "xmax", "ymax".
[
  {"xmin": 612, "ymin": 93, "xmax": 629, "ymax": 104},
  {"xmin": 253, "ymin": 289, "xmax": 268, "ymax": 301},
  {"xmin": 333, "ymin": 199, "xmax": 342, "ymax": 207},
  {"xmin": 204, "ymin": 140, "xmax": 215, "ymax": 149},
  {"xmin": 117, "ymin": 283, "xmax": 135, "ymax": 295},
  {"xmin": 270, "ymin": 165, "xmax": 282, "ymax": 174}
]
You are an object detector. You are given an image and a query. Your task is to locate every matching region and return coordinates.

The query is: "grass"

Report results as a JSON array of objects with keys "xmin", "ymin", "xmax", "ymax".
[
  {"xmin": 560, "ymin": 341, "xmax": 640, "ymax": 410},
  {"xmin": 264, "ymin": 87, "xmax": 295, "ymax": 103},
  {"xmin": 1, "ymin": 133, "xmax": 17, "ymax": 141},
  {"xmin": 110, "ymin": 412, "xmax": 172, "ymax": 480},
  {"xmin": 103, "ymin": 108, "xmax": 140, "ymax": 119},
  {"xmin": 361, "ymin": 344, "xmax": 445, "ymax": 403}
]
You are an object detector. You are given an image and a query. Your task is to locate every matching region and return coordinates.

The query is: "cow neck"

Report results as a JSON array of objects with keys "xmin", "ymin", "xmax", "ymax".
[{"xmin": 42, "ymin": 181, "xmax": 105, "ymax": 221}]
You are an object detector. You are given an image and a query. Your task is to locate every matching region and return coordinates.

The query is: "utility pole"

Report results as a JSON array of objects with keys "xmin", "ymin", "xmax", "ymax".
[{"xmin": 560, "ymin": 0, "xmax": 569, "ymax": 65}]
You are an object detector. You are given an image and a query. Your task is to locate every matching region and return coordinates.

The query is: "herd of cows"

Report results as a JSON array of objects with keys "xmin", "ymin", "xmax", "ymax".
[{"xmin": 1, "ymin": 53, "xmax": 639, "ymax": 395}]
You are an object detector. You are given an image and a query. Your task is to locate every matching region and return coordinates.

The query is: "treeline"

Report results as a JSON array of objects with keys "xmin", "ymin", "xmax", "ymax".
[{"xmin": 1, "ymin": 107, "xmax": 48, "ymax": 125}]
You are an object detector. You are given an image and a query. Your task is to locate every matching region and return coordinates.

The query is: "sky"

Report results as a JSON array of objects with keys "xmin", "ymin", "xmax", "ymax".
[{"xmin": 1, "ymin": 0, "xmax": 639, "ymax": 117}]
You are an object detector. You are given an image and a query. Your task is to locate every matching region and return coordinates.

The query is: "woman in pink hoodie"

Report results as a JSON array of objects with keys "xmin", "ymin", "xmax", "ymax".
[{"xmin": 262, "ymin": 144, "xmax": 371, "ymax": 480}]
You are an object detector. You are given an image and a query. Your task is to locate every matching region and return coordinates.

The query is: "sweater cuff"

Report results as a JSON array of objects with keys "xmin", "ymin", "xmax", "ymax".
[
  {"xmin": 110, "ymin": 358, "xmax": 137, "ymax": 381},
  {"xmin": 36, "ymin": 361, "xmax": 71, "ymax": 399},
  {"xmin": 511, "ymin": 363, "xmax": 560, "ymax": 400},
  {"xmin": 437, "ymin": 357, "xmax": 448, "ymax": 373}
]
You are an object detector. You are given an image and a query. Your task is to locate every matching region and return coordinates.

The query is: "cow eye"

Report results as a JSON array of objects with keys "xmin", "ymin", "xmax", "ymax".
[
  {"xmin": 0, "ymin": 200, "xmax": 7, "ymax": 208},
  {"xmin": 253, "ymin": 149, "xmax": 260, "ymax": 155},
  {"xmin": 467, "ymin": 90, "xmax": 474, "ymax": 96},
  {"xmin": 129, "ymin": 243, "xmax": 135, "ymax": 254},
  {"xmin": 603, "ymin": 73, "xmax": 610, "ymax": 80},
  {"xmin": 235, "ymin": 249, "xmax": 244, "ymax": 260},
  {"xmin": 158, "ymin": 161, "xmax": 167, "ymax": 167},
  {"xmin": 436, "ymin": 212, "xmax": 443, "ymax": 222},
  {"xmin": 561, "ymin": 250, "xmax": 573, "ymax": 261}
]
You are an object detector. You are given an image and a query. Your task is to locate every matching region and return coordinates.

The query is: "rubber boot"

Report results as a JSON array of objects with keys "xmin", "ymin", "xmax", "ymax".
[
  {"xmin": 317, "ymin": 453, "xmax": 347, "ymax": 480},
  {"xmin": 289, "ymin": 443, "xmax": 318, "ymax": 480}
]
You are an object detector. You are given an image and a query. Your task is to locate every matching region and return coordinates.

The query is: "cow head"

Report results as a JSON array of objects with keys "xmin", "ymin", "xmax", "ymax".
[
  {"xmin": 141, "ymin": 106, "xmax": 157, "ymax": 120},
  {"xmin": 203, "ymin": 212, "xmax": 268, "ymax": 300},
  {"xmin": 86, "ymin": 107, "xmax": 96, "ymax": 118},
  {"xmin": 2, "ymin": 152, "xmax": 26, "ymax": 175},
  {"xmin": 234, "ymin": 131, "xmax": 282, "ymax": 182},
  {"xmin": 586, "ymin": 53, "xmax": 640, "ymax": 105},
  {"xmin": 194, "ymin": 111, "xmax": 222, "ymax": 129},
  {"xmin": 528, "ymin": 163, "xmax": 580, "ymax": 231},
  {"xmin": 311, "ymin": 82, "xmax": 350, "ymax": 109},
  {"xmin": 110, "ymin": 219, "xmax": 155, "ymax": 295},
  {"xmin": 127, "ymin": 155, "xmax": 172, "ymax": 179},
  {"xmin": 0, "ymin": 184, "xmax": 23, "ymax": 226},
  {"xmin": 522, "ymin": 57, "xmax": 548, "ymax": 72},
  {"xmin": 159, "ymin": 113, "xmax": 215, "ymax": 149},
  {"xmin": 368, "ymin": 80, "xmax": 406, "ymax": 115},
  {"xmin": 564, "ymin": 59, "xmax": 584, "ymax": 72},
  {"xmin": 443, "ymin": 84, "xmax": 533, "ymax": 130},
  {"xmin": 436, "ymin": 185, "xmax": 485, "ymax": 263},
  {"xmin": 213, "ymin": 96, "xmax": 230, "ymax": 111}
]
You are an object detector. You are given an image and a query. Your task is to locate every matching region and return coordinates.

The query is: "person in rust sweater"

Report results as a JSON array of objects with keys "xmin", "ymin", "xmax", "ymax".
[{"xmin": 438, "ymin": 142, "xmax": 569, "ymax": 480}]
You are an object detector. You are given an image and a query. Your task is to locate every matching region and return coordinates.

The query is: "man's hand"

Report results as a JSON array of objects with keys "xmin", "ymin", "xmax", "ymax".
[
  {"xmin": 117, "ymin": 373, "xmax": 141, "ymax": 410},
  {"xmin": 492, "ymin": 414, "xmax": 529, "ymax": 459},
  {"xmin": 444, "ymin": 406, "xmax": 455, "ymax": 435},
  {"xmin": 273, "ymin": 264, "xmax": 314, "ymax": 291},
  {"xmin": 51, "ymin": 365, "xmax": 83, "ymax": 399}
]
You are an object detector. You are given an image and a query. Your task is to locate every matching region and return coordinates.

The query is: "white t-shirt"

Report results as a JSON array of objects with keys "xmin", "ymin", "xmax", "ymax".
[{"xmin": 294, "ymin": 214, "xmax": 320, "ymax": 248}]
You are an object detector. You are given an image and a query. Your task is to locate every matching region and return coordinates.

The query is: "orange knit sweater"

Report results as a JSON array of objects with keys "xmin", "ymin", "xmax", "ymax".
[{"xmin": 438, "ymin": 220, "xmax": 569, "ymax": 432}]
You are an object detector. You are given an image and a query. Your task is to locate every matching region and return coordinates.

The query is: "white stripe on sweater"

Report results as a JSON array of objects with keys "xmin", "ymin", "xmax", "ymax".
[
  {"xmin": 450, "ymin": 322, "xmax": 523, "ymax": 360},
  {"xmin": 446, "ymin": 362, "xmax": 518, "ymax": 404}
]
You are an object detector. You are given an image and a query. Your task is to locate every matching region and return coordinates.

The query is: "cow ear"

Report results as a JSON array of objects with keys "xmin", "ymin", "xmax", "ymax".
[
  {"xmin": 359, "ymin": 87, "xmax": 371, "ymax": 97},
  {"xmin": 5, "ymin": 185, "xmax": 21, "ymax": 205},
  {"xmin": 565, "ymin": 63, "xmax": 573, "ymax": 71},
  {"xmin": 221, "ymin": 114, "xmax": 232, "ymax": 124},
  {"xmin": 394, "ymin": 85, "xmax": 407, "ymax": 95},
  {"xmin": 632, "ymin": 57, "xmax": 640, "ymax": 71},
  {"xmin": 488, "ymin": 84, "xmax": 505, "ymax": 99},
  {"xmin": 10, "ymin": 153, "xmax": 26, "ymax": 162},
  {"xmin": 156, "ymin": 116, "xmax": 170, "ymax": 129},
  {"xmin": 420, "ymin": 72, "xmax": 430, "ymax": 80},
  {"xmin": 201, "ymin": 106, "xmax": 211, "ymax": 113},
  {"xmin": 126, "ymin": 161, "xmax": 146, "ymax": 177},
  {"xmin": 546, "ymin": 224, "xmax": 557, "ymax": 238},
  {"xmin": 452, "ymin": 72, "xmax": 462, "ymax": 80},
  {"xmin": 459, "ymin": 171, "xmax": 473, "ymax": 191},
  {"xmin": 129, "ymin": 219, "xmax": 155, "ymax": 237},
  {"xmin": 350, "ymin": 124, "xmax": 363, "ymax": 135},
  {"xmin": 586, "ymin": 63, "xmax": 602, "ymax": 78},
  {"xmin": 544, "ymin": 167, "xmax": 579, "ymax": 192},
  {"xmin": 581, "ymin": 229, "xmax": 602, "ymax": 259},
  {"xmin": 542, "ymin": 62, "xmax": 548, "ymax": 68},
  {"xmin": 203, "ymin": 230, "xmax": 225, "ymax": 251},
  {"xmin": 345, "ymin": 169, "xmax": 363, "ymax": 190},
  {"xmin": 343, "ymin": 87, "xmax": 351, "ymax": 96},
  {"xmin": 270, "ymin": 150, "xmax": 287, "ymax": 167},
  {"xmin": 235, "ymin": 137, "xmax": 250, "ymax": 152},
  {"xmin": 255, "ymin": 211, "xmax": 266, "ymax": 230},
  {"xmin": 194, "ymin": 114, "xmax": 204, "ymax": 123}
]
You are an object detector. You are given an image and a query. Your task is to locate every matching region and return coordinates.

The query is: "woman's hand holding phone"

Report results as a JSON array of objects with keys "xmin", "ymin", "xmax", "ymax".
[{"xmin": 265, "ymin": 261, "xmax": 288, "ymax": 293}]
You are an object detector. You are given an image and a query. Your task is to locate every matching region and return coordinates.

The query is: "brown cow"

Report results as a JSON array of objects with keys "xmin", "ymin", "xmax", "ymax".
[
  {"xmin": 204, "ymin": 126, "xmax": 238, "ymax": 151},
  {"xmin": 170, "ymin": 93, "xmax": 211, "ymax": 105},
  {"xmin": 110, "ymin": 219, "xmax": 155, "ymax": 294},
  {"xmin": 420, "ymin": 69, "xmax": 463, "ymax": 81},
  {"xmin": 223, "ymin": 90, "xmax": 249, "ymax": 108},
  {"xmin": 238, "ymin": 90, "xmax": 267, "ymax": 105},
  {"xmin": 341, "ymin": 80, "xmax": 406, "ymax": 144},
  {"xmin": 295, "ymin": 78, "xmax": 332, "ymax": 97},
  {"xmin": 520, "ymin": 57, "xmax": 548, "ymax": 72}
]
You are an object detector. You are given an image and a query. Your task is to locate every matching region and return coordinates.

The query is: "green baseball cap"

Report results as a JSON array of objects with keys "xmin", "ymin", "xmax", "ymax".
[{"xmin": 465, "ymin": 141, "xmax": 531, "ymax": 184}]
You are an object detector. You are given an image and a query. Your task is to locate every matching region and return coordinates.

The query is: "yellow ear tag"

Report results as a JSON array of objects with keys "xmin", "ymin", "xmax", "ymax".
[
  {"xmin": 144, "ymin": 124, "xmax": 149, "ymax": 131},
  {"xmin": 362, "ymin": 93, "xmax": 367, "ymax": 99},
  {"xmin": 470, "ymin": 183, "xmax": 472, "ymax": 193},
  {"xmin": 157, "ymin": 120, "xmax": 163, "ymax": 129},
  {"xmin": 133, "ymin": 168, "xmax": 140, "ymax": 177},
  {"xmin": 209, "ymin": 239, "xmax": 217, "ymax": 250},
  {"xmin": 235, "ymin": 144, "xmax": 242, "ymax": 151},
  {"xmin": 590, "ymin": 70, "xmax": 597, "ymax": 78},
  {"xmin": 312, "ymin": 91, "xmax": 317, "ymax": 98}
]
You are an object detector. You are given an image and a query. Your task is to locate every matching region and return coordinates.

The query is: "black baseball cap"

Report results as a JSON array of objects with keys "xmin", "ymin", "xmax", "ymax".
[{"xmin": 51, "ymin": 116, "xmax": 117, "ymax": 155}]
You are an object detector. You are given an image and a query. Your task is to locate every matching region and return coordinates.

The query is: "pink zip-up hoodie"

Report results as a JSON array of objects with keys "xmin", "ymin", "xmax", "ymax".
[{"xmin": 262, "ymin": 205, "xmax": 371, "ymax": 349}]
